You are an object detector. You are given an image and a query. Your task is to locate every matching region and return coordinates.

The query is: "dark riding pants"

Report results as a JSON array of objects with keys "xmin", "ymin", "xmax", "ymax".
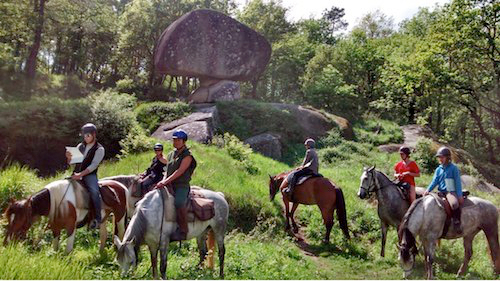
[
  {"xmin": 83, "ymin": 173, "xmax": 102, "ymax": 222},
  {"xmin": 287, "ymin": 168, "xmax": 314, "ymax": 192}
]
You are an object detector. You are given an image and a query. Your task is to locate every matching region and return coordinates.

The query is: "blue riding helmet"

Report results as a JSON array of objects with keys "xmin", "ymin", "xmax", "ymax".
[
  {"xmin": 153, "ymin": 143, "xmax": 163, "ymax": 150},
  {"xmin": 172, "ymin": 129, "xmax": 188, "ymax": 141}
]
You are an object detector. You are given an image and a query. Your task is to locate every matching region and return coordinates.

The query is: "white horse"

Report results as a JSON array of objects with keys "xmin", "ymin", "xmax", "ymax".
[
  {"xmin": 398, "ymin": 194, "xmax": 500, "ymax": 279},
  {"xmin": 113, "ymin": 186, "xmax": 229, "ymax": 279}
]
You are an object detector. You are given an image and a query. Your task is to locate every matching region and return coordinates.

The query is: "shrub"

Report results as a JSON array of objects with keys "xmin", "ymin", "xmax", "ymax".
[
  {"xmin": 88, "ymin": 90, "xmax": 138, "ymax": 156},
  {"xmin": 213, "ymin": 133, "xmax": 259, "ymax": 174},
  {"xmin": 353, "ymin": 118, "xmax": 404, "ymax": 145},
  {"xmin": 0, "ymin": 164, "xmax": 41, "ymax": 211},
  {"xmin": 413, "ymin": 137, "xmax": 438, "ymax": 173},
  {"xmin": 118, "ymin": 124, "xmax": 156, "ymax": 158},
  {"xmin": 135, "ymin": 101, "xmax": 192, "ymax": 134}
]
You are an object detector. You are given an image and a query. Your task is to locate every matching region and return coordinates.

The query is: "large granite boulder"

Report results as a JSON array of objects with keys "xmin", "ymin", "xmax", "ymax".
[
  {"xmin": 188, "ymin": 80, "xmax": 241, "ymax": 103},
  {"xmin": 152, "ymin": 106, "xmax": 219, "ymax": 144},
  {"xmin": 270, "ymin": 103, "xmax": 354, "ymax": 140},
  {"xmin": 154, "ymin": 9, "xmax": 271, "ymax": 81},
  {"xmin": 244, "ymin": 133, "xmax": 282, "ymax": 160}
]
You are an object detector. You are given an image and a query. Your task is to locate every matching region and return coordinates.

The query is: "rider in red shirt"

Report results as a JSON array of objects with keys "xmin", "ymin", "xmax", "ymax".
[{"xmin": 394, "ymin": 146, "xmax": 420, "ymax": 204}]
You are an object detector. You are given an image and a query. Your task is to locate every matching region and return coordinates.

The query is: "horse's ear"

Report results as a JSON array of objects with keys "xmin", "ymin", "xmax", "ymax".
[
  {"xmin": 127, "ymin": 236, "xmax": 136, "ymax": 246},
  {"xmin": 268, "ymin": 174, "xmax": 274, "ymax": 181},
  {"xmin": 113, "ymin": 235, "xmax": 122, "ymax": 247},
  {"xmin": 24, "ymin": 196, "xmax": 32, "ymax": 206}
]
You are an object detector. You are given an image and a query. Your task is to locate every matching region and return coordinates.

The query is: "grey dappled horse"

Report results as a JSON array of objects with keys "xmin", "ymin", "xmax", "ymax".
[
  {"xmin": 398, "ymin": 195, "xmax": 500, "ymax": 279},
  {"xmin": 102, "ymin": 175, "xmax": 141, "ymax": 211},
  {"xmin": 113, "ymin": 186, "xmax": 229, "ymax": 279},
  {"xmin": 357, "ymin": 166, "xmax": 425, "ymax": 257}
]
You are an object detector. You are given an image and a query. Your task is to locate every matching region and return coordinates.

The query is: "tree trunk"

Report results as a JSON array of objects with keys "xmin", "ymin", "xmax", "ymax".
[
  {"xmin": 466, "ymin": 104, "xmax": 497, "ymax": 163},
  {"xmin": 25, "ymin": 0, "xmax": 47, "ymax": 79}
]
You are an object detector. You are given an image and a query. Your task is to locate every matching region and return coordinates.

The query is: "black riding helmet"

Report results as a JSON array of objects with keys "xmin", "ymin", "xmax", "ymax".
[
  {"xmin": 399, "ymin": 146, "xmax": 411, "ymax": 156},
  {"xmin": 80, "ymin": 123, "xmax": 97, "ymax": 136},
  {"xmin": 153, "ymin": 143, "xmax": 163, "ymax": 151},
  {"xmin": 435, "ymin": 146, "xmax": 451, "ymax": 157}
]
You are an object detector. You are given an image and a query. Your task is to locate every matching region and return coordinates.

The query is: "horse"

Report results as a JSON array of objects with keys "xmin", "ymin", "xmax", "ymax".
[
  {"xmin": 4, "ymin": 179, "xmax": 129, "ymax": 253},
  {"xmin": 113, "ymin": 186, "xmax": 228, "ymax": 279},
  {"xmin": 357, "ymin": 166, "xmax": 425, "ymax": 257},
  {"xmin": 268, "ymin": 171, "xmax": 349, "ymax": 244},
  {"xmin": 398, "ymin": 194, "xmax": 500, "ymax": 279},
  {"xmin": 102, "ymin": 174, "xmax": 141, "ymax": 211}
]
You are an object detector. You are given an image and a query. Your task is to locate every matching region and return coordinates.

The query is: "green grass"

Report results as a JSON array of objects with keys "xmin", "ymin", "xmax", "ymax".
[{"xmin": 1, "ymin": 118, "xmax": 499, "ymax": 279}]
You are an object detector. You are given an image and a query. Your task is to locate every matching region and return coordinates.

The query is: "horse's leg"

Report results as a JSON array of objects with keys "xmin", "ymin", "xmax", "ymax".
[
  {"xmin": 319, "ymin": 205, "xmax": 334, "ymax": 244},
  {"xmin": 282, "ymin": 196, "xmax": 291, "ymax": 231},
  {"xmin": 423, "ymin": 240, "xmax": 436, "ymax": 279},
  {"xmin": 458, "ymin": 233, "xmax": 476, "ymax": 277},
  {"xmin": 148, "ymin": 244, "xmax": 159, "ymax": 279},
  {"xmin": 159, "ymin": 239, "xmax": 170, "ymax": 280},
  {"xmin": 52, "ymin": 229, "xmax": 61, "ymax": 251},
  {"xmin": 65, "ymin": 204, "xmax": 78, "ymax": 254},
  {"xmin": 290, "ymin": 202, "xmax": 299, "ymax": 233},
  {"xmin": 483, "ymin": 224, "xmax": 500, "ymax": 274},
  {"xmin": 99, "ymin": 212, "xmax": 110, "ymax": 252},
  {"xmin": 215, "ymin": 230, "xmax": 226, "ymax": 278},
  {"xmin": 196, "ymin": 230, "xmax": 208, "ymax": 266},
  {"xmin": 380, "ymin": 220, "xmax": 388, "ymax": 257},
  {"xmin": 116, "ymin": 212, "xmax": 126, "ymax": 239}
]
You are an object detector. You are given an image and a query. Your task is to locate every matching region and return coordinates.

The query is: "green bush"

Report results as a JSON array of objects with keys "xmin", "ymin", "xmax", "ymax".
[
  {"xmin": 135, "ymin": 101, "xmax": 192, "ymax": 134},
  {"xmin": 317, "ymin": 128, "xmax": 344, "ymax": 148},
  {"xmin": 413, "ymin": 137, "xmax": 438, "ymax": 173},
  {"xmin": 118, "ymin": 124, "xmax": 156, "ymax": 158},
  {"xmin": 213, "ymin": 133, "xmax": 259, "ymax": 175},
  {"xmin": 353, "ymin": 118, "xmax": 404, "ymax": 145},
  {"xmin": 319, "ymin": 140, "xmax": 371, "ymax": 164},
  {"xmin": 0, "ymin": 164, "xmax": 41, "ymax": 211}
]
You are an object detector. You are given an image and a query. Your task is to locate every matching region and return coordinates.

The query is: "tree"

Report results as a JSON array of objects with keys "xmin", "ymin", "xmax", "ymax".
[
  {"xmin": 25, "ymin": 0, "xmax": 48, "ymax": 79},
  {"xmin": 355, "ymin": 10, "xmax": 394, "ymax": 39}
]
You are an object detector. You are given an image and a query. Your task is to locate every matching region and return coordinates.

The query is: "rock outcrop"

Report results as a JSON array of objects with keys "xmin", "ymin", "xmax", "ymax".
[{"xmin": 244, "ymin": 133, "xmax": 282, "ymax": 160}]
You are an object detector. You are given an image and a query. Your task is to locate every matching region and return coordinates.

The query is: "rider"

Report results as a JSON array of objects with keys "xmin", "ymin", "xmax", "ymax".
[
  {"xmin": 155, "ymin": 129, "xmax": 197, "ymax": 241},
  {"xmin": 423, "ymin": 146, "xmax": 463, "ymax": 233},
  {"xmin": 282, "ymin": 138, "xmax": 319, "ymax": 195},
  {"xmin": 133, "ymin": 143, "xmax": 167, "ymax": 197},
  {"xmin": 66, "ymin": 123, "xmax": 105, "ymax": 229},
  {"xmin": 394, "ymin": 146, "xmax": 420, "ymax": 204}
]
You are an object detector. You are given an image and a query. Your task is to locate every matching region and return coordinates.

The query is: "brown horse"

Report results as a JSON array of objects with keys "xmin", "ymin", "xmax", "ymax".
[
  {"xmin": 4, "ymin": 179, "xmax": 129, "ymax": 253},
  {"xmin": 269, "ymin": 171, "xmax": 350, "ymax": 243}
]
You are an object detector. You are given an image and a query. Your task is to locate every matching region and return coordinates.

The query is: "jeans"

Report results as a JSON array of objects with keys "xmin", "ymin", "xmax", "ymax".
[
  {"xmin": 173, "ymin": 186, "xmax": 190, "ymax": 208},
  {"xmin": 83, "ymin": 173, "xmax": 102, "ymax": 222}
]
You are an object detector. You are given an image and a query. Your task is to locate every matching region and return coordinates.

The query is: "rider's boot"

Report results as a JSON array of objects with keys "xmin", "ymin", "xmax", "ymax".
[
  {"xmin": 170, "ymin": 207, "xmax": 188, "ymax": 241},
  {"xmin": 452, "ymin": 207, "xmax": 462, "ymax": 234}
]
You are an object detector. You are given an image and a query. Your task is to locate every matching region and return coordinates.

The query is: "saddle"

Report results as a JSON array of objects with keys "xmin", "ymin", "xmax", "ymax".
[
  {"xmin": 393, "ymin": 180, "xmax": 424, "ymax": 202},
  {"xmin": 296, "ymin": 173, "xmax": 323, "ymax": 186},
  {"xmin": 432, "ymin": 191, "xmax": 471, "ymax": 237},
  {"xmin": 74, "ymin": 180, "xmax": 122, "ymax": 228},
  {"xmin": 161, "ymin": 188, "xmax": 215, "ymax": 222}
]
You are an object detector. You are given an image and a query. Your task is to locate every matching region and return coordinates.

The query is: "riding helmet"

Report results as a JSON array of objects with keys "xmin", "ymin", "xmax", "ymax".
[
  {"xmin": 81, "ymin": 123, "xmax": 97, "ymax": 135},
  {"xmin": 399, "ymin": 146, "xmax": 411, "ymax": 156},
  {"xmin": 153, "ymin": 143, "xmax": 163, "ymax": 150},
  {"xmin": 435, "ymin": 146, "xmax": 451, "ymax": 157},
  {"xmin": 172, "ymin": 129, "xmax": 188, "ymax": 141},
  {"xmin": 304, "ymin": 138, "xmax": 315, "ymax": 148}
]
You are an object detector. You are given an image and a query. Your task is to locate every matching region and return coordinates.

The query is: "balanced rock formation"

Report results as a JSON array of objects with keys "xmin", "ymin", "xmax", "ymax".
[
  {"xmin": 154, "ymin": 9, "xmax": 271, "ymax": 103},
  {"xmin": 188, "ymin": 80, "xmax": 241, "ymax": 103}
]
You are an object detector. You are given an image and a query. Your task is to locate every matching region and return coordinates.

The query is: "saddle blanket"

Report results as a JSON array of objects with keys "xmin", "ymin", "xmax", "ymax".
[{"xmin": 161, "ymin": 188, "xmax": 215, "ymax": 222}]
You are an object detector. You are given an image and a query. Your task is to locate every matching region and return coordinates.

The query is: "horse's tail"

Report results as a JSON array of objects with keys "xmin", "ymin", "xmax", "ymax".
[
  {"xmin": 335, "ymin": 188, "xmax": 350, "ymax": 239},
  {"xmin": 482, "ymin": 204, "xmax": 500, "ymax": 274},
  {"xmin": 206, "ymin": 228, "xmax": 216, "ymax": 269}
]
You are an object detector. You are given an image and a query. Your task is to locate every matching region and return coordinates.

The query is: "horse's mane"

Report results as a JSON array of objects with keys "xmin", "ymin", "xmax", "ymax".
[{"xmin": 398, "ymin": 197, "xmax": 425, "ymax": 249}]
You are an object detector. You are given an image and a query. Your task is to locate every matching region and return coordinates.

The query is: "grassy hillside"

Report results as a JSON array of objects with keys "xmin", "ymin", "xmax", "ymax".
[{"xmin": 0, "ymin": 120, "xmax": 499, "ymax": 279}]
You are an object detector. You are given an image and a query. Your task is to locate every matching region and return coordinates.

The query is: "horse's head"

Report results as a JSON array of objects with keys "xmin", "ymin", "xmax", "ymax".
[
  {"xmin": 397, "ymin": 227, "xmax": 418, "ymax": 278},
  {"xmin": 114, "ymin": 235, "xmax": 137, "ymax": 277},
  {"xmin": 3, "ymin": 197, "xmax": 33, "ymax": 245},
  {"xmin": 358, "ymin": 166, "xmax": 376, "ymax": 199},
  {"xmin": 269, "ymin": 173, "xmax": 286, "ymax": 201}
]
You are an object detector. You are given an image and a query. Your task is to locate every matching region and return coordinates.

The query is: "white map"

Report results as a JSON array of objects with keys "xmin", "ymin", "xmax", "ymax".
[{"xmin": 65, "ymin": 146, "xmax": 84, "ymax": 164}]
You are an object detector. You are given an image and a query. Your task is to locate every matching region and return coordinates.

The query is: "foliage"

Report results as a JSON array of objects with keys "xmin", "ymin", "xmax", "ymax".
[
  {"xmin": 212, "ymin": 133, "xmax": 259, "ymax": 175},
  {"xmin": 134, "ymin": 101, "xmax": 192, "ymax": 134},
  {"xmin": 353, "ymin": 118, "xmax": 404, "ymax": 145},
  {"xmin": 118, "ymin": 125, "xmax": 156, "ymax": 159},
  {"xmin": 413, "ymin": 137, "xmax": 439, "ymax": 173},
  {"xmin": 0, "ymin": 164, "xmax": 41, "ymax": 211}
]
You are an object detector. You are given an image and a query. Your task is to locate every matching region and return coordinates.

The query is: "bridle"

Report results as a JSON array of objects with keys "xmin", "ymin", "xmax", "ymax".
[{"xmin": 360, "ymin": 168, "xmax": 383, "ymax": 197}]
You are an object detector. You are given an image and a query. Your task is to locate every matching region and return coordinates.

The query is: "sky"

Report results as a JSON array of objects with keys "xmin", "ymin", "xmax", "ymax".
[{"xmin": 235, "ymin": 0, "xmax": 451, "ymax": 29}]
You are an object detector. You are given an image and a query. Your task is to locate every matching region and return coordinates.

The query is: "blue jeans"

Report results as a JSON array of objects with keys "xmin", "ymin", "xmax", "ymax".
[{"xmin": 83, "ymin": 173, "xmax": 102, "ymax": 222}]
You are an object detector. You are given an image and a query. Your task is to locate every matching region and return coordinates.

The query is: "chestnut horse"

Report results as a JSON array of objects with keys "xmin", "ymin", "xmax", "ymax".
[
  {"xmin": 4, "ymin": 179, "xmax": 129, "ymax": 253},
  {"xmin": 269, "ymin": 171, "xmax": 350, "ymax": 243}
]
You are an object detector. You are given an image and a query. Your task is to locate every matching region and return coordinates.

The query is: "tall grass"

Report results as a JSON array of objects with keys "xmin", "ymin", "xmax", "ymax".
[{"xmin": 0, "ymin": 118, "xmax": 499, "ymax": 279}]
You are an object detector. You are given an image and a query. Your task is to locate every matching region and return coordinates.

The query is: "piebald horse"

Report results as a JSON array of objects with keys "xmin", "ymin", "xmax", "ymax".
[
  {"xmin": 269, "ymin": 171, "xmax": 350, "ymax": 243},
  {"xmin": 398, "ymin": 194, "xmax": 500, "ymax": 279},
  {"xmin": 4, "ymin": 179, "xmax": 129, "ymax": 253}
]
